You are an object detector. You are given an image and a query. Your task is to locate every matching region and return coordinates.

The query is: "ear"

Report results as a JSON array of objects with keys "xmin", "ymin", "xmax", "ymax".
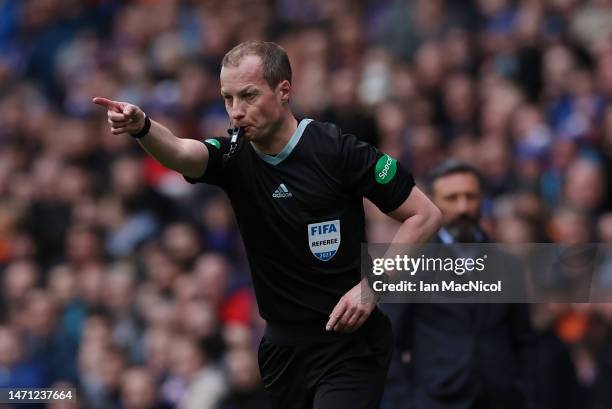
[{"xmin": 278, "ymin": 80, "xmax": 291, "ymax": 103}]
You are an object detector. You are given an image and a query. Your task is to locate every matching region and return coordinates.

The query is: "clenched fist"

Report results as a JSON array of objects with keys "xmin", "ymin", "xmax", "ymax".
[{"xmin": 92, "ymin": 97, "xmax": 146, "ymax": 136}]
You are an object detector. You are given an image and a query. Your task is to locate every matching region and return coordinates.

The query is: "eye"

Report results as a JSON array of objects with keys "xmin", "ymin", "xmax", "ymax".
[
  {"xmin": 446, "ymin": 194, "xmax": 458, "ymax": 202},
  {"xmin": 244, "ymin": 92, "xmax": 257, "ymax": 102}
]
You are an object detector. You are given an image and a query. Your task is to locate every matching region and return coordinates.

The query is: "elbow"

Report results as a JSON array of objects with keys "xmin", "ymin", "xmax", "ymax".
[
  {"xmin": 404, "ymin": 203, "xmax": 442, "ymax": 242},
  {"xmin": 429, "ymin": 204, "xmax": 443, "ymax": 234}
]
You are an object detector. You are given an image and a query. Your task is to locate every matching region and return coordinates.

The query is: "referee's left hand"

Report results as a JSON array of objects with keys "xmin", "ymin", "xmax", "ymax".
[{"xmin": 326, "ymin": 279, "xmax": 376, "ymax": 333}]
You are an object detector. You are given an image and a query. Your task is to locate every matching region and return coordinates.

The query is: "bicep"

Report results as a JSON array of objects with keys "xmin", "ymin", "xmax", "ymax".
[
  {"xmin": 178, "ymin": 138, "xmax": 209, "ymax": 179},
  {"xmin": 387, "ymin": 186, "xmax": 441, "ymax": 223}
]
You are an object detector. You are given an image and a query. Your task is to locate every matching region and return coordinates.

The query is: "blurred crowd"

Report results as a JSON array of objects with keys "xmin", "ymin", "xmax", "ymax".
[{"xmin": 2, "ymin": 0, "xmax": 612, "ymax": 408}]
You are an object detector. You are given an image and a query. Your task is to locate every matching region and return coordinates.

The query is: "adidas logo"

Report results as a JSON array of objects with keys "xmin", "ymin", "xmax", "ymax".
[{"xmin": 272, "ymin": 183, "xmax": 292, "ymax": 198}]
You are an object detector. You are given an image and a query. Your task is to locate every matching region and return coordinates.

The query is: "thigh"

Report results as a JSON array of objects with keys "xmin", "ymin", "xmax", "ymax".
[
  {"xmin": 313, "ymin": 318, "xmax": 393, "ymax": 409},
  {"xmin": 313, "ymin": 353, "xmax": 390, "ymax": 409},
  {"xmin": 257, "ymin": 336, "xmax": 312, "ymax": 409}
]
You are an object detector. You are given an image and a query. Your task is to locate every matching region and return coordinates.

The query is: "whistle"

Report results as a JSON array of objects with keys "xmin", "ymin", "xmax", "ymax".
[
  {"xmin": 227, "ymin": 126, "xmax": 245, "ymax": 143},
  {"xmin": 223, "ymin": 126, "xmax": 245, "ymax": 164}
]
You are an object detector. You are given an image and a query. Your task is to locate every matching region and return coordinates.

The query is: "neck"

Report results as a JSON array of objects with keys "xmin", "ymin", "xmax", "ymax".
[{"xmin": 252, "ymin": 113, "xmax": 298, "ymax": 155}]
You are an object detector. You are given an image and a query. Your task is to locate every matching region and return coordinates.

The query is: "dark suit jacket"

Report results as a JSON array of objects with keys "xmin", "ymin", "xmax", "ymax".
[{"xmin": 394, "ymin": 233, "xmax": 537, "ymax": 409}]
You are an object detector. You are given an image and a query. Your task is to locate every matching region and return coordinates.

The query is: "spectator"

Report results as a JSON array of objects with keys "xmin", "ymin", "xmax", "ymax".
[{"xmin": 219, "ymin": 347, "xmax": 270, "ymax": 409}]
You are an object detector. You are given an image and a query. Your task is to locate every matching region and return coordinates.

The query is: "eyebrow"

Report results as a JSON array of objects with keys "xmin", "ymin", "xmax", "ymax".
[{"xmin": 221, "ymin": 86, "xmax": 258, "ymax": 97}]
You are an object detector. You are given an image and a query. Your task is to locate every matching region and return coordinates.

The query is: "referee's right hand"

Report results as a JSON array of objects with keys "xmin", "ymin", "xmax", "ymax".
[{"xmin": 93, "ymin": 97, "xmax": 146, "ymax": 136}]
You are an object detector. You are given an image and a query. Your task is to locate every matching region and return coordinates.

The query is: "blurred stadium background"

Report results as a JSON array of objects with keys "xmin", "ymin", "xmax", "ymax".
[{"xmin": 1, "ymin": 0, "xmax": 612, "ymax": 408}]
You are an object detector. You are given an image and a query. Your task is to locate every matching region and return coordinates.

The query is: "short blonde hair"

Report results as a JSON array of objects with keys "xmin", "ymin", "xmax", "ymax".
[{"xmin": 222, "ymin": 41, "xmax": 292, "ymax": 88}]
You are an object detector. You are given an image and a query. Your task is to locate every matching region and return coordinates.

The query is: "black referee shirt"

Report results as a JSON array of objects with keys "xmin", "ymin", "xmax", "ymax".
[{"xmin": 185, "ymin": 119, "xmax": 414, "ymax": 325}]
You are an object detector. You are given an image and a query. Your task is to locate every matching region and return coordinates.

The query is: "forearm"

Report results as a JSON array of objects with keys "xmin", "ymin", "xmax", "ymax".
[
  {"xmin": 360, "ymin": 216, "xmax": 436, "ymax": 302},
  {"xmin": 137, "ymin": 120, "xmax": 191, "ymax": 173},
  {"xmin": 94, "ymin": 97, "xmax": 208, "ymax": 177},
  {"xmin": 382, "ymin": 212, "xmax": 441, "ymax": 281}
]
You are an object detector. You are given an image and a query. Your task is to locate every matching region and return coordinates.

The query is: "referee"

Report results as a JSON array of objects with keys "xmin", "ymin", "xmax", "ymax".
[{"xmin": 94, "ymin": 41, "xmax": 441, "ymax": 409}]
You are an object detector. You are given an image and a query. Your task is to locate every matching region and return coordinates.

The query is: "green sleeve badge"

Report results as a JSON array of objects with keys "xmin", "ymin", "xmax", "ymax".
[
  {"xmin": 375, "ymin": 154, "xmax": 397, "ymax": 184},
  {"xmin": 205, "ymin": 139, "xmax": 221, "ymax": 149}
]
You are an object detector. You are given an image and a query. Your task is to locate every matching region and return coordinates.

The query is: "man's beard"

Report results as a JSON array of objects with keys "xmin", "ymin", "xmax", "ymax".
[{"xmin": 445, "ymin": 213, "xmax": 480, "ymax": 243}]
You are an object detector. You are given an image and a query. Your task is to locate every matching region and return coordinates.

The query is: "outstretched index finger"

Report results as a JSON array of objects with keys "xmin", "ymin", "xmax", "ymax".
[{"xmin": 92, "ymin": 97, "xmax": 124, "ymax": 113}]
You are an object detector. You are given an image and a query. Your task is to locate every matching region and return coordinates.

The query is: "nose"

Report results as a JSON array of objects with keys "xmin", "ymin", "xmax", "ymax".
[
  {"xmin": 229, "ymin": 99, "xmax": 246, "ymax": 123},
  {"xmin": 456, "ymin": 196, "xmax": 470, "ymax": 213}
]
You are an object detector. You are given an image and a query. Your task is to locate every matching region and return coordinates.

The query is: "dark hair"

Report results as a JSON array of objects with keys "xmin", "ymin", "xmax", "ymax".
[
  {"xmin": 427, "ymin": 160, "xmax": 483, "ymax": 192},
  {"xmin": 222, "ymin": 41, "xmax": 292, "ymax": 89}
]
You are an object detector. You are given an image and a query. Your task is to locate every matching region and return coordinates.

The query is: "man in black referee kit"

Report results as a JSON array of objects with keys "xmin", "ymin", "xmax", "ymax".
[{"xmin": 93, "ymin": 41, "xmax": 442, "ymax": 409}]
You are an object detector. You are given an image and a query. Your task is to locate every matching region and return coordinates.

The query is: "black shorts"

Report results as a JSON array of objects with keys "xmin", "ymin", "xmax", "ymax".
[{"xmin": 257, "ymin": 309, "xmax": 393, "ymax": 409}]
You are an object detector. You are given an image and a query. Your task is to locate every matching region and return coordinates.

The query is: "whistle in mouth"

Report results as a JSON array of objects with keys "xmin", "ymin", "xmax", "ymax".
[{"xmin": 228, "ymin": 127, "xmax": 244, "ymax": 144}]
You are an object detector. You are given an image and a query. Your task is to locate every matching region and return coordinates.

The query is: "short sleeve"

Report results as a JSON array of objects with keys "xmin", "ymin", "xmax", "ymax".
[
  {"xmin": 183, "ymin": 137, "xmax": 230, "ymax": 186},
  {"xmin": 339, "ymin": 133, "xmax": 415, "ymax": 213}
]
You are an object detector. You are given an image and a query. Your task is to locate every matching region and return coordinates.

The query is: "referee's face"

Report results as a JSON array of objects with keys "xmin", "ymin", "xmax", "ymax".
[{"xmin": 220, "ymin": 55, "xmax": 289, "ymax": 142}]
